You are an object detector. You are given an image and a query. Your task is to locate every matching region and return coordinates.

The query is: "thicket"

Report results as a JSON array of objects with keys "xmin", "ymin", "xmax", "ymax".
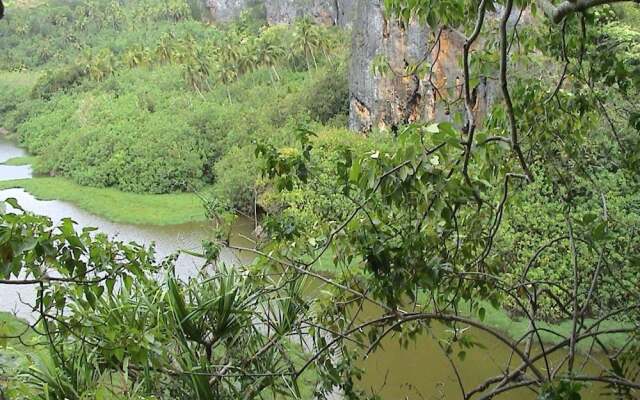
[
  {"xmin": 0, "ymin": 0, "xmax": 638, "ymax": 324},
  {"xmin": 251, "ymin": 6, "xmax": 640, "ymax": 322},
  {"xmin": 0, "ymin": 0, "xmax": 350, "ymax": 197}
]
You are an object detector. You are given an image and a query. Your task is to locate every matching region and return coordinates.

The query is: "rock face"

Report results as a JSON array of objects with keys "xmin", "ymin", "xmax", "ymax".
[
  {"xmin": 264, "ymin": 0, "xmax": 357, "ymax": 26},
  {"xmin": 204, "ymin": 0, "xmax": 494, "ymax": 133},
  {"xmin": 206, "ymin": 0, "xmax": 356, "ymax": 26},
  {"xmin": 205, "ymin": 0, "xmax": 254, "ymax": 22},
  {"xmin": 335, "ymin": 0, "xmax": 356, "ymax": 26},
  {"xmin": 348, "ymin": 0, "xmax": 492, "ymax": 132}
]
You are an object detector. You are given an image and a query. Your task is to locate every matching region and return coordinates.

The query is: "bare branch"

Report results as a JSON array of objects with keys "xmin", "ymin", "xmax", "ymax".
[
  {"xmin": 538, "ymin": 0, "xmax": 640, "ymax": 23},
  {"xmin": 500, "ymin": 0, "xmax": 534, "ymax": 182}
]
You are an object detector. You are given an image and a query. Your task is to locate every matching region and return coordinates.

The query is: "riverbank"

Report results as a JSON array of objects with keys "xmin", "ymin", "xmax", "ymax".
[
  {"xmin": 0, "ymin": 174, "xmax": 629, "ymax": 349},
  {"xmin": 312, "ymin": 254, "xmax": 630, "ymax": 350},
  {"xmin": 1, "ymin": 156, "xmax": 36, "ymax": 166},
  {"xmin": 0, "ymin": 177, "xmax": 208, "ymax": 226},
  {"xmin": 472, "ymin": 300, "xmax": 629, "ymax": 349}
]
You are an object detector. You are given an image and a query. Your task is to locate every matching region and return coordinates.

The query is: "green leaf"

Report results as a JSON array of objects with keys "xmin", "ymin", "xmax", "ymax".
[
  {"xmin": 426, "ymin": 123, "xmax": 440, "ymax": 133},
  {"xmin": 3, "ymin": 198, "xmax": 24, "ymax": 212},
  {"xmin": 591, "ymin": 222, "xmax": 607, "ymax": 241},
  {"xmin": 349, "ymin": 160, "xmax": 361, "ymax": 182}
]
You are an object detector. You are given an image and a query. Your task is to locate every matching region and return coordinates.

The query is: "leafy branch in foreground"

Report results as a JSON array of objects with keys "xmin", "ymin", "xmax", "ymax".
[
  {"xmin": 249, "ymin": 1, "xmax": 640, "ymax": 390},
  {"xmin": 0, "ymin": 202, "xmax": 317, "ymax": 399},
  {"xmin": 253, "ymin": 120, "xmax": 639, "ymax": 399}
]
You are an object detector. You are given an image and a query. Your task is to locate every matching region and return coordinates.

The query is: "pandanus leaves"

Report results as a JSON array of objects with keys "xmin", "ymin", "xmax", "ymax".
[
  {"xmin": 274, "ymin": 278, "xmax": 308, "ymax": 336},
  {"xmin": 167, "ymin": 275, "xmax": 204, "ymax": 343},
  {"xmin": 190, "ymin": 268, "xmax": 248, "ymax": 342}
]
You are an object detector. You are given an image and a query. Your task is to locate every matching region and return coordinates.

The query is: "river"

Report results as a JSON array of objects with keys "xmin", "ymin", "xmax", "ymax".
[
  {"xmin": 0, "ymin": 138, "xmax": 607, "ymax": 399},
  {"xmin": 0, "ymin": 137, "xmax": 255, "ymax": 318}
]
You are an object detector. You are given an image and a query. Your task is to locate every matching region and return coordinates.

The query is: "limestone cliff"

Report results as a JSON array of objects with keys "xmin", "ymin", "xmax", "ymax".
[
  {"xmin": 348, "ymin": 0, "xmax": 492, "ymax": 132},
  {"xmin": 204, "ymin": 0, "xmax": 494, "ymax": 133},
  {"xmin": 205, "ymin": 0, "xmax": 355, "ymax": 26},
  {"xmin": 205, "ymin": 0, "xmax": 253, "ymax": 22},
  {"xmin": 264, "ymin": 0, "xmax": 356, "ymax": 26}
]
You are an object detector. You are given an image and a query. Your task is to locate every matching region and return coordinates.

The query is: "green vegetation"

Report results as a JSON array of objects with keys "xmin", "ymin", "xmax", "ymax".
[
  {"xmin": 0, "ymin": 312, "xmax": 39, "ymax": 398},
  {"xmin": 0, "ymin": 209, "xmax": 320, "ymax": 399},
  {"xmin": 0, "ymin": 177, "xmax": 207, "ymax": 225},
  {"xmin": 0, "ymin": 0, "xmax": 349, "ymax": 199},
  {"xmin": 473, "ymin": 301, "xmax": 630, "ymax": 350},
  {"xmin": 0, "ymin": 0, "xmax": 639, "ymax": 399}
]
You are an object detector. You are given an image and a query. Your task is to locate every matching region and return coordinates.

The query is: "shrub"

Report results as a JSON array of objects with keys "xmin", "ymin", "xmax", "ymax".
[{"xmin": 31, "ymin": 64, "xmax": 88, "ymax": 99}]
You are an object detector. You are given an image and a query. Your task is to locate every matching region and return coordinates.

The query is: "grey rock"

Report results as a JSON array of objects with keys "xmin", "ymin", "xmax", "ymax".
[
  {"xmin": 205, "ymin": 0, "xmax": 253, "ymax": 22},
  {"xmin": 205, "ymin": 0, "xmax": 356, "ymax": 26},
  {"xmin": 265, "ymin": 0, "xmax": 303, "ymax": 24},
  {"xmin": 264, "ymin": 0, "xmax": 343, "ymax": 25},
  {"xmin": 202, "ymin": 0, "xmax": 495, "ymax": 132},
  {"xmin": 336, "ymin": 0, "xmax": 356, "ymax": 27},
  {"xmin": 348, "ymin": 0, "xmax": 492, "ymax": 132}
]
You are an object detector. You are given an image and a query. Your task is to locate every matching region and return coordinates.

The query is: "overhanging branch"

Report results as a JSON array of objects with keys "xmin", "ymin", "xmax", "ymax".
[{"xmin": 538, "ymin": 0, "xmax": 639, "ymax": 23}]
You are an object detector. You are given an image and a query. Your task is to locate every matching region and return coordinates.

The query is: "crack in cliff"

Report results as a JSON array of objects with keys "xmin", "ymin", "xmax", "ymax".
[
  {"xmin": 351, "ymin": 94, "xmax": 372, "ymax": 133},
  {"xmin": 404, "ymin": 74, "xmax": 422, "ymax": 124}
]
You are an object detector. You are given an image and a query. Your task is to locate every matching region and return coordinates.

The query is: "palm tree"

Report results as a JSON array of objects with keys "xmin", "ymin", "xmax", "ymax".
[
  {"xmin": 176, "ymin": 34, "xmax": 199, "ymax": 64},
  {"xmin": 292, "ymin": 18, "xmax": 321, "ymax": 71},
  {"xmin": 38, "ymin": 39, "xmax": 53, "ymax": 63},
  {"xmin": 155, "ymin": 32, "xmax": 176, "ymax": 64},
  {"xmin": 51, "ymin": 12, "xmax": 68, "ymax": 28},
  {"xmin": 256, "ymin": 36, "xmax": 285, "ymax": 83},
  {"xmin": 14, "ymin": 22, "xmax": 30, "ymax": 37},
  {"xmin": 214, "ymin": 35, "xmax": 241, "ymax": 69},
  {"xmin": 73, "ymin": 5, "xmax": 90, "ymax": 29},
  {"xmin": 317, "ymin": 28, "xmax": 336, "ymax": 64},
  {"xmin": 236, "ymin": 38, "xmax": 258, "ymax": 76},
  {"xmin": 88, "ymin": 49, "xmax": 115, "ymax": 81},
  {"xmin": 215, "ymin": 61, "xmax": 238, "ymax": 104},
  {"xmin": 166, "ymin": 0, "xmax": 190, "ymax": 21},
  {"xmin": 107, "ymin": 0, "xmax": 125, "ymax": 30},
  {"xmin": 74, "ymin": 15, "xmax": 89, "ymax": 31},
  {"xmin": 183, "ymin": 45, "xmax": 212, "ymax": 96},
  {"xmin": 123, "ymin": 47, "xmax": 143, "ymax": 68}
]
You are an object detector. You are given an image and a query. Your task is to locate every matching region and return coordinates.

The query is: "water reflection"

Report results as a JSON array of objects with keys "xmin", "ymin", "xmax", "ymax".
[{"xmin": 0, "ymin": 137, "xmax": 31, "ymax": 180}]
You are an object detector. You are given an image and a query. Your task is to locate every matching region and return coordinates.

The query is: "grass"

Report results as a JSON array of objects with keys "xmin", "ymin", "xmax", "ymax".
[
  {"xmin": 311, "ymin": 250, "xmax": 631, "ymax": 349},
  {"xmin": 0, "ymin": 177, "xmax": 209, "ymax": 226},
  {"xmin": 475, "ymin": 301, "xmax": 630, "ymax": 350},
  {"xmin": 1, "ymin": 156, "xmax": 37, "ymax": 166}
]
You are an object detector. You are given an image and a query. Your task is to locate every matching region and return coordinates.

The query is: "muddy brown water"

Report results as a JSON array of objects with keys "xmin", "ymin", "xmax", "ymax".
[{"xmin": 0, "ymin": 139, "xmax": 611, "ymax": 399}]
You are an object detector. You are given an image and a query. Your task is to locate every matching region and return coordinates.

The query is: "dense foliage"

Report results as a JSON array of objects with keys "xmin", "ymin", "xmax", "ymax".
[
  {"xmin": 0, "ymin": 201, "xmax": 321, "ymax": 399},
  {"xmin": 0, "ymin": 0, "xmax": 639, "ymax": 399},
  {"xmin": 0, "ymin": 0, "xmax": 349, "ymax": 195}
]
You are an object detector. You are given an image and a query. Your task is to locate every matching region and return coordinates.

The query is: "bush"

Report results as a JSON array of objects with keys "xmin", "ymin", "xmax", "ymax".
[
  {"xmin": 498, "ymin": 169, "xmax": 640, "ymax": 320},
  {"xmin": 0, "ymin": 0, "xmax": 352, "ymax": 200},
  {"xmin": 31, "ymin": 64, "xmax": 88, "ymax": 99},
  {"xmin": 298, "ymin": 62, "xmax": 350, "ymax": 124},
  {"xmin": 212, "ymin": 146, "xmax": 262, "ymax": 213}
]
